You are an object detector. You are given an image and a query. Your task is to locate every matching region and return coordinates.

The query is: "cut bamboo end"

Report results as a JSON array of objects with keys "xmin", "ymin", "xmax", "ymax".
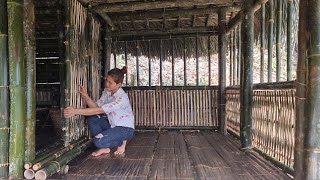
[
  {"xmin": 33, "ymin": 163, "xmax": 41, "ymax": 171},
  {"xmin": 24, "ymin": 169, "xmax": 35, "ymax": 179},
  {"xmin": 60, "ymin": 165, "xmax": 69, "ymax": 175},
  {"xmin": 24, "ymin": 163, "xmax": 32, "ymax": 169},
  {"xmin": 35, "ymin": 170, "xmax": 47, "ymax": 180}
]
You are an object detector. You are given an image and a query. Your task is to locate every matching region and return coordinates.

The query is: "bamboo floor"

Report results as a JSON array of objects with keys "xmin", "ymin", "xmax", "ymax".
[{"xmin": 62, "ymin": 131, "xmax": 291, "ymax": 180}]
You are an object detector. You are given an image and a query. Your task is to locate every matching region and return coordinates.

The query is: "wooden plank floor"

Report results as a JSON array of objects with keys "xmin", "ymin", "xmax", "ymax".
[{"xmin": 62, "ymin": 131, "xmax": 291, "ymax": 180}]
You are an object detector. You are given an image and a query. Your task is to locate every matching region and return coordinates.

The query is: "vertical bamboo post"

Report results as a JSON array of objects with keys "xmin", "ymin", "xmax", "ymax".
[
  {"xmin": 63, "ymin": 0, "xmax": 71, "ymax": 147},
  {"xmin": 24, "ymin": 0, "xmax": 36, "ymax": 167},
  {"xmin": 183, "ymin": 38, "xmax": 187, "ymax": 86},
  {"xmin": 218, "ymin": 8, "xmax": 227, "ymax": 134},
  {"xmin": 229, "ymin": 31, "xmax": 233, "ymax": 85},
  {"xmin": 160, "ymin": 39, "xmax": 163, "ymax": 86},
  {"xmin": 268, "ymin": 0, "xmax": 274, "ymax": 82},
  {"xmin": 58, "ymin": 0, "xmax": 65, "ymax": 125},
  {"xmin": 171, "ymin": 38, "xmax": 174, "ymax": 86},
  {"xmin": 196, "ymin": 35, "xmax": 199, "ymax": 86},
  {"xmin": 8, "ymin": 0, "xmax": 26, "ymax": 178},
  {"xmin": 105, "ymin": 37, "xmax": 111, "ymax": 75},
  {"xmin": 208, "ymin": 36, "xmax": 211, "ymax": 85},
  {"xmin": 136, "ymin": 40, "xmax": 139, "ymax": 86},
  {"xmin": 294, "ymin": 0, "xmax": 307, "ymax": 178},
  {"xmin": 113, "ymin": 41, "xmax": 116, "ymax": 68},
  {"xmin": 125, "ymin": 41, "xmax": 128, "ymax": 85},
  {"xmin": 0, "ymin": 0, "xmax": 9, "ymax": 178},
  {"xmin": 287, "ymin": 0, "xmax": 293, "ymax": 81},
  {"xmin": 240, "ymin": 0, "xmax": 254, "ymax": 149},
  {"xmin": 148, "ymin": 40, "xmax": 151, "ymax": 86},
  {"xmin": 237, "ymin": 25, "xmax": 241, "ymax": 85},
  {"xmin": 233, "ymin": 30, "xmax": 236, "ymax": 85},
  {"xmin": 276, "ymin": 0, "xmax": 282, "ymax": 82},
  {"xmin": 299, "ymin": 0, "xmax": 320, "ymax": 179},
  {"xmin": 260, "ymin": 3, "xmax": 266, "ymax": 83}
]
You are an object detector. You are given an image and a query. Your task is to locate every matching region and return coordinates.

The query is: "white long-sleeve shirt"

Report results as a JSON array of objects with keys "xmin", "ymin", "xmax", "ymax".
[{"xmin": 96, "ymin": 88, "xmax": 135, "ymax": 129}]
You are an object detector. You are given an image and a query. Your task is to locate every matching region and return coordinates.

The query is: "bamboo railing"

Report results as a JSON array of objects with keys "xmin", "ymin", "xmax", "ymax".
[
  {"xmin": 225, "ymin": 82, "xmax": 295, "ymax": 172},
  {"xmin": 125, "ymin": 86, "xmax": 219, "ymax": 128}
]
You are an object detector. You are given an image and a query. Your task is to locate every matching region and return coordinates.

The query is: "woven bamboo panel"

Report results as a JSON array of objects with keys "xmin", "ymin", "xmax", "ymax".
[
  {"xmin": 225, "ymin": 88, "xmax": 241, "ymax": 136},
  {"xmin": 127, "ymin": 89, "xmax": 218, "ymax": 127},
  {"xmin": 252, "ymin": 89, "xmax": 295, "ymax": 168}
]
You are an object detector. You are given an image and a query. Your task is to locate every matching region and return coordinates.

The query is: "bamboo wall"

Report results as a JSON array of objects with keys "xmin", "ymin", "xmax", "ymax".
[
  {"xmin": 225, "ymin": 84, "xmax": 295, "ymax": 170},
  {"xmin": 125, "ymin": 87, "xmax": 219, "ymax": 128}
]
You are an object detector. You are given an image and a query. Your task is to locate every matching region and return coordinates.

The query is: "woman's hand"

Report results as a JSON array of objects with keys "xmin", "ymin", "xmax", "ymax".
[
  {"xmin": 64, "ymin": 107, "xmax": 76, "ymax": 118},
  {"xmin": 79, "ymin": 85, "xmax": 88, "ymax": 97}
]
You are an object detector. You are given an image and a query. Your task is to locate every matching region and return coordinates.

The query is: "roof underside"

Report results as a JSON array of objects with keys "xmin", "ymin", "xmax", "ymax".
[{"xmin": 79, "ymin": 0, "xmax": 241, "ymax": 38}]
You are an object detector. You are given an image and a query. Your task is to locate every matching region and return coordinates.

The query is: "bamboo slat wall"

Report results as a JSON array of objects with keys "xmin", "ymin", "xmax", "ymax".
[
  {"xmin": 225, "ymin": 87, "xmax": 240, "ymax": 136},
  {"xmin": 63, "ymin": 0, "xmax": 101, "ymax": 145},
  {"xmin": 126, "ymin": 87, "xmax": 219, "ymax": 128},
  {"xmin": 252, "ymin": 89, "xmax": 295, "ymax": 169},
  {"xmin": 225, "ymin": 85, "xmax": 295, "ymax": 169}
]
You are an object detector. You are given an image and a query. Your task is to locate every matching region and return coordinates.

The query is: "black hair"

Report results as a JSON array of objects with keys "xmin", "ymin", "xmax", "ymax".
[{"xmin": 107, "ymin": 66, "xmax": 127, "ymax": 84}]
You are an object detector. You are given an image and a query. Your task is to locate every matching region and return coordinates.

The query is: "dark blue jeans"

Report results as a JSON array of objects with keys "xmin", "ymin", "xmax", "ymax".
[{"xmin": 87, "ymin": 115, "xmax": 134, "ymax": 149}]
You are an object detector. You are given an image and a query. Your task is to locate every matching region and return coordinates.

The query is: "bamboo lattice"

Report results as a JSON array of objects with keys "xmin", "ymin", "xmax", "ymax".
[
  {"xmin": 225, "ymin": 87, "xmax": 241, "ymax": 136},
  {"xmin": 225, "ymin": 86, "xmax": 295, "ymax": 169},
  {"xmin": 127, "ymin": 88, "xmax": 219, "ymax": 127},
  {"xmin": 252, "ymin": 89, "xmax": 295, "ymax": 168},
  {"xmin": 64, "ymin": 0, "xmax": 101, "ymax": 144}
]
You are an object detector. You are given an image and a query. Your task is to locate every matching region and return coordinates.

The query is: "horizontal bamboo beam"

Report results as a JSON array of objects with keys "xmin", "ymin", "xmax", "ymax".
[
  {"xmin": 123, "ymin": 86, "xmax": 219, "ymax": 91},
  {"xmin": 98, "ymin": 13, "xmax": 116, "ymax": 31},
  {"xmin": 226, "ymin": 0, "xmax": 268, "ymax": 33},
  {"xmin": 110, "ymin": 6, "xmax": 240, "ymax": 21},
  {"xmin": 92, "ymin": 0, "xmax": 239, "ymax": 13},
  {"xmin": 108, "ymin": 27, "xmax": 217, "ymax": 37}
]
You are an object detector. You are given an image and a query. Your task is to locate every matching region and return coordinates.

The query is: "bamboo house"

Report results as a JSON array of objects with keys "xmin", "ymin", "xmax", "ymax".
[{"xmin": 0, "ymin": 0, "xmax": 319, "ymax": 179}]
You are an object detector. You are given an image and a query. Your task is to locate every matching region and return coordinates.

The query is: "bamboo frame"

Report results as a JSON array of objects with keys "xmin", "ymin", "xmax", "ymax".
[
  {"xmin": 268, "ymin": 0, "xmax": 274, "ymax": 82},
  {"xmin": 276, "ymin": 0, "xmax": 282, "ymax": 82},
  {"xmin": 294, "ymin": 0, "xmax": 307, "ymax": 178},
  {"xmin": 8, "ymin": 0, "xmax": 26, "ymax": 178},
  {"xmin": 240, "ymin": 0, "xmax": 254, "ymax": 148},
  {"xmin": 24, "ymin": 0, "xmax": 36, "ymax": 167},
  {"xmin": 218, "ymin": 8, "xmax": 227, "ymax": 134},
  {"xmin": 0, "ymin": 0, "xmax": 9, "ymax": 178},
  {"xmin": 287, "ymin": 0, "xmax": 293, "ymax": 81},
  {"xmin": 260, "ymin": 3, "xmax": 265, "ymax": 83}
]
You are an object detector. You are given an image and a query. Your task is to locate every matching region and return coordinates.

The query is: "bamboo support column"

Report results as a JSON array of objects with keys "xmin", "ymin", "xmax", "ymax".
[
  {"xmin": 183, "ymin": 38, "xmax": 187, "ymax": 86},
  {"xmin": 233, "ymin": 30, "xmax": 236, "ymax": 85},
  {"xmin": 24, "ymin": 0, "xmax": 36, "ymax": 167},
  {"xmin": 136, "ymin": 41, "xmax": 139, "ymax": 86},
  {"xmin": 160, "ymin": 39, "xmax": 163, "ymax": 86},
  {"xmin": 208, "ymin": 36, "xmax": 211, "ymax": 85},
  {"xmin": 104, "ymin": 37, "xmax": 111, "ymax": 75},
  {"xmin": 297, "ymin": 0, "xmax": 320, "ymax": 179},
  {"xmin": 294, "ymin": 0, "xmax": 307, "ymax": 178},
  {"xmin": 58, "ymin": 0, "xmax": 65, "ymax": 122},
  {"xmin": 125, "ymin": 41, "xmax": 128, "ymax": 85},
  {"xmin": 8, "ymin": 0, "xmax": 26, "ymax": 178},
  {"xmin": 260, "ymin": 3, "xmax": 265, "ymax": 83},
  {"xmin": 196, "ymin": 36, "xmax": 199, "ymax": 86},
  {"xmin": 268, "ymin": 0, "xmax": 274, "ymax": 82},
  {"xmin": 0, "ymin": 0, "xmax": 9, "ymax": 178},
  {"xmin": 287, "ymin": 0, "xmax": 293, "ymax": 81},
  {"xmin": 147, "ymin": 41, "xmax": 151, "ymax": 86},
  {"xmin": 171, "ymin": 38, "xmax": 175, "ymax": 86},
  {"xmin": 276, "ymin": 0, "xmax": 282, "ymax": 81},
  {"xmin": 240, "ymin": 0, "xmax": 254, "ymax": 149},
  {"xmin": 237, "ymin": 25, "xmax": 241, "ymax": 85},
  {"xmin": 218, "ymin": 8, "xmax": 226, "ymax": 134}
]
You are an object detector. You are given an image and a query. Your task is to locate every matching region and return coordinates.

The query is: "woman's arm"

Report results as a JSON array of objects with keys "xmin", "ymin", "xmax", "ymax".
[
  {"xmin": 79, "ymin": 85, "xmax": 98, "ymax": 108},
  {"xmin": 64, "ymin": 107, "xmax": 105, "ymax": 118}
]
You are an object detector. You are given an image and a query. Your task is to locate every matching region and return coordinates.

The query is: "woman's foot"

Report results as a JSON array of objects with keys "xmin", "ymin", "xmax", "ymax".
[
  {"xmin": 92, "ymin": 148, "xmax": 110, "ymax": 157},
  {"xmin": 114, "ymin": 140, "xmax": 127, "ymax": 155}
]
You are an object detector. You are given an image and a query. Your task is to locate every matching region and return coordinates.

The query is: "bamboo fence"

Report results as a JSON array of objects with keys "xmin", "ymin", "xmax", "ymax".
[
  {"xmin": 225, "ymin": 85, "xmax": 295, "ymax": 170},
  {"xmin": 126, "ymin": 87, "xmax": 219, "ymax": 128}
]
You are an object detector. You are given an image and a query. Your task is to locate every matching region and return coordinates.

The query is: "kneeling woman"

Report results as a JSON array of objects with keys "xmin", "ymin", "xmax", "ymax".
[{"xmin": 64, "ymin": 66, "xmax": 134, "ymax": 156}]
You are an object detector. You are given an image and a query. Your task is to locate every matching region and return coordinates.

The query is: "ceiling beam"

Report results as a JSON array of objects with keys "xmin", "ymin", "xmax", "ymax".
[
  {"xmin": 109, "ymin": 6, "xmax": 240, "ymax": 21},
  {"xmin": 99, "ymin": 13, "xmax": 116, "ymax": 31},
  {"xmin": 108, "ymin": 27, "xmax": 217, "ymax": 37},
  {"xmin": 92, "ymin": 0, "xmax": 240, "ymax": 13}
]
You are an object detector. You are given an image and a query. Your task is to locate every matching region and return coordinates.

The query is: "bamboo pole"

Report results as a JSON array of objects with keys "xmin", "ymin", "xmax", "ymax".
[
  {"xmin": 125, "ymin": 41, "xmax": 128, "ymax": 85},
  {"xmin": 171, "ymin": 38, "xmax": 175, "ymax": 86},
  {"xmin": 276, "ymin": 0, "xmax": 282, "ymax": 82},
  {"xmin": 300, "ymin": 0, "xmax": 320, "ymax": 179},
  {"xmin": 58, "ymin": 0, "xmax": 65, "ymax": 131},
  {"xmin": 260, "ymin": 3, "xmax": 265, "ymax": 83},
  {"xmin": 294, "ymin": 0, "xmax": 307, "ymax": 178},
  {"xmin": 183, "ymin": 38, "xmax": 187, "ymax": 86},
  {"xmin": 34, "ymin": 140, "xmax": 92, "ymax": 180},
  {"xmin": 24, "ymin": 0, "xmax": 36, "ymax": 167},
  {"xmin": 240, "ymin": 0, "xmax": 254, "ymax": 149},
  {"xmin": 287, "ymin": 0, "xmax": 293, "ymax": 81},
  {"xmin": 208, "ymin": 36, "xmax": 211, "ymax": 85},
  {"xmin": 0, "ymin": 0, "xmax": 9, "ymax": 178},
  {"xmin": 63, "ymin": 0, "xmax": 71, "ymax": 147},
  {"xmin": 196, "ymin": 35, "xmax": 199, "ymax": 86},
  {"xmin": 136, "ymin": 40, "xmax": 139, "ymax": 86},
  {"xmin": 7, "ymin": 0, "xmax": 26, "ymax": 178},
  {"xmin": 268, "ymin": 0, "xmax": 274, "ymax": 82},
  {"xmin": 237, "ymin": 25, "xmax": 241, "ymax": 85},
  {"xmin": 218, "ymin": 8, "xmax": 227, "ymax": 134},
  {"xmin": 148, "ymin": 40, "xmax": 151, "ymax": 86},
  {"xmin": 233, "ymin": 30, "xmax": 236, "ymax": 85},
  {"xmin": 160, "ymin": 39, "xmax": 163, "ymax": 86}
]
